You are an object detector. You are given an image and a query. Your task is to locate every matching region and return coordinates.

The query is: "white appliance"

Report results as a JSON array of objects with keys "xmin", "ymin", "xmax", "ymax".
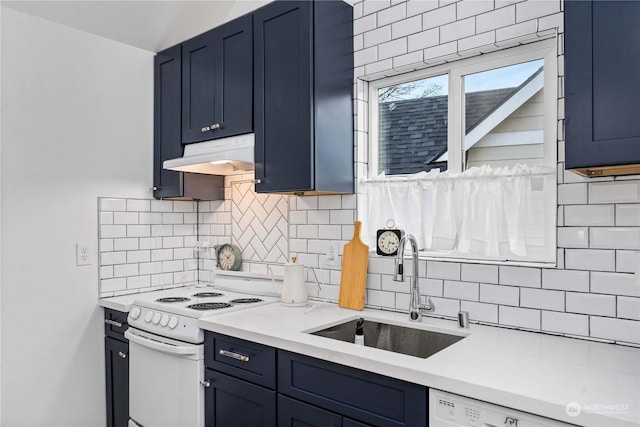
[
  {"xmin": 430, "ymin": 389, "xmax": 575, "ymax": 427},
  {"xmin": 280, "ymin": 258, "xmax": 308, "ymax": 307},
  {"xmin": 125, "ymin": 279, "xmax": 277, "ymax": 427}
]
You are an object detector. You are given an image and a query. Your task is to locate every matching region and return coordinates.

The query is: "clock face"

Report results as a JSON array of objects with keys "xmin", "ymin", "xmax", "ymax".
[
  {"xmin": 218, "ymin": 245, "xmax": 237, "ymax": 270},
  {"xmin": 377, "ymin": 230, "xmax": 400, "ymax": 255}
]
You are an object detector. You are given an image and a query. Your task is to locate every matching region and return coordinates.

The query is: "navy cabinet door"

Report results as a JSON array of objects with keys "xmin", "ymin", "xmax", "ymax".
[
  {"xmin": 254, "ymin": 1, "xmax": 314, "ymax": 192},
  {"xmin": 182, "ymin": 30, "xmax": 217, "ymax": 144},
  {"xmin": 105, "ymin": 336, "xmax": 129, "ymax": 427},
  {"xmin": 213, "ymin": 14, "xmax": 253, "ymax": 139},
  {"xmin": 183, "ymin": 15, "xmax": 253, "ymax": 144},
  {"xmin": 205, "ymin": 369, "xmax": 276, "ymax": 427},
  {"xmin": 565, "ymin": 0, "xmax": 640, "ymax": 170},
  {"xmin": 153, "ymin": 45, "xmax": 183, "ymax": 198},
  {"xmin": 278, "ymin": 394, "xmax": 343, "ymax": 427}
]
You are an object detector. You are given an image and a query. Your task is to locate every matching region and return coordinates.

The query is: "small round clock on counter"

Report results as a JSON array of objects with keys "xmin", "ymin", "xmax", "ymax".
[
  {"xmin": 376, "ymin": 219, "xmax": 404, "ymax": 256},
  {"xmin": 214, "ymin": 243, "xmax": 242, "ymax": 271}
]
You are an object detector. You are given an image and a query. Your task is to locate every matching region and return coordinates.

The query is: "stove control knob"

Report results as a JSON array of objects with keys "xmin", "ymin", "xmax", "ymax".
[
  {"xmin": 152, "ymin": 313, "xmax": 161, "ymax": 325},
  {"xmin": 160, "ymin": 314, "xmax": 169, "ymax": 327},
  {"xmin": 144, "ymin": 311, "xmax": 153, "ymax": 323},
  {"xmin": 129, "ymin": 307, "xmax": 141, "ymax": 320},
  {"xmin": 168, "ymin": 316, "xmax": 179, "ymax": 329}
]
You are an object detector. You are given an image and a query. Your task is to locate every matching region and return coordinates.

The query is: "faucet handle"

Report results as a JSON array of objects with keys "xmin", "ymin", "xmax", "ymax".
[{"xmin": 419, "ymin": 295, "xmax": 435, "ymax": 313}]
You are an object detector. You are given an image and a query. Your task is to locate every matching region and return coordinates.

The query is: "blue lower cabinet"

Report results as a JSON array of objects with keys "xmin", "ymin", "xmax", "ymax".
[
  {"xmin": 278, "ymin": 351, "xmax": 426, "ymax": 427},
  {"xmin": 204, "ymin": 369, "xmax": 276, "ymax": 427},
  {"xmin": 278, "ymin": 394, "xmax": 343, "ymax": 427}
]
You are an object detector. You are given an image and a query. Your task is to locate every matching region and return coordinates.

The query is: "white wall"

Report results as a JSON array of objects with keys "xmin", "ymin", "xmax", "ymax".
[{"xmin": 1, "ymin": 7, "xmax": 153, "ymax": 426}]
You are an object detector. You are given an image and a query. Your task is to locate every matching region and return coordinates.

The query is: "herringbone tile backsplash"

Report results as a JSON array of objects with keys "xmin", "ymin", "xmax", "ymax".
[{"xmin": 231, "ymin": 180, "xmax": 288, "ymax": 264}]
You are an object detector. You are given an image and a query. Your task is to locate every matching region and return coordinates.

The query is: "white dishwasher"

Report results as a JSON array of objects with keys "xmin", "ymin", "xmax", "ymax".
[{"xmin": 430, "ymin": 389, "xmax": 576, "ymax": 427}]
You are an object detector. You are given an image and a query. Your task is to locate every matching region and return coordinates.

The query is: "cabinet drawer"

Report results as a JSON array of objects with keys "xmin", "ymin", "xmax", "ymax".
[
  {"xmin": 205, "ymin": 332, "xmax": 276, "ymax": 389},
  {"xmin": 279, "ymin": 351, "xmax": 426, "ymax": 427},
  {"xmin": 104, "ymin": 308, "xmax": 128, "ymax": 341}
]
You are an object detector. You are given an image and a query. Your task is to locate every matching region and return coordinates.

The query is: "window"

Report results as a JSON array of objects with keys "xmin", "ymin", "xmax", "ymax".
[{"xmin": 362, "ymin": 40, "xmax": 557, "ymax": 264}]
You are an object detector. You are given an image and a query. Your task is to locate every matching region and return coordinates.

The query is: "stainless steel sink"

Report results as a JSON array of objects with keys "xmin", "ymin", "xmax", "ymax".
[{"xmin": 310, "ymin": 319, "xmax": 465, "ymax": 359}]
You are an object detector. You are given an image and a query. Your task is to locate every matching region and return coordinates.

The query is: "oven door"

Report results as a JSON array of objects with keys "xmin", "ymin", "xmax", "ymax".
[{"xmin": 125, "ymin": 328, "xmax": 204, "ymax": 427}]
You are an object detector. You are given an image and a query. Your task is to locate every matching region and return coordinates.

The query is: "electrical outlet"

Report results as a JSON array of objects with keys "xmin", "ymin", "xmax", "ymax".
[
  {"xmin": 76, "ymin": 243, "xmax": 91, "ymax": 266},
  {"xmin": 325, "ymin": 241, "xmax": 338, "ymax": 265}
]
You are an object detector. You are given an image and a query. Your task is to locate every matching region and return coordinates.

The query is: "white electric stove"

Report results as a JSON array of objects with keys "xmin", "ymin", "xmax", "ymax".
[{"xmin": 125, "ymin": 276, "xmax": 280, "ymax": 427}]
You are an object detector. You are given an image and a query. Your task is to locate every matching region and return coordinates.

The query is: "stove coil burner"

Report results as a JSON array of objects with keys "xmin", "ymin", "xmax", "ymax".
[
  {"xmin": 192, "ymin": 292, "xmax": 224, "ymax": 298},
  {"xmin": 187, "ymin": 302, "xmax": 232, "ymax": 311},
  {"xmin": 229, "ymin": 298, "xmax": 263, "ymax": 304},
  {"xmin": 156, "ymin": 297, "xmax": 191, "ymax": 303}
]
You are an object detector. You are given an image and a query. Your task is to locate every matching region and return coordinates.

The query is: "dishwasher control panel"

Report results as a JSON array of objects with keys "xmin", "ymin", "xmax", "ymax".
[{"xmin": 429, "ymin": 389, "xmax": 575, "ymax": 427}]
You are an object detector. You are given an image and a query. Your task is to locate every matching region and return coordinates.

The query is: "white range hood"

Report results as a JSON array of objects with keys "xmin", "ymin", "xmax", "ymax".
[{"xmin": 163, "ymin": 133, "xmax": 255, "ymax": 175}]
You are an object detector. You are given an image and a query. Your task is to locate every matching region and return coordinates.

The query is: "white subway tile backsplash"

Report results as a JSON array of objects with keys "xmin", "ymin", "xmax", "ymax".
[
  {"xmin": 456, "ymin": 0, "xmax": 494, "ymax": 20},
  {"xmin": 440, "ymin": 17, "xmax": 476, "ymax": 43},
  {"xmin": 101, "ymin": 225, "xmax": 126, "ymax": 239},
  {"xmin": 443, "ymin": 280, "xmax": 479, "ymax": 301},
  {"xmin": 618, "ymin": 297, "xmax": 640, "ymax": 320},
  {"xmin": 566, "ymin": 292, "xmax": 616, "ymax": 317},
  {"xmin": 541, "ymin": 269, "xmax": 589, "ymax": 292},
  {"xmin": 126, "ymin": 199, "xmax": 151, "ymax": 212},
  {"xmin": 139, "ymin": 262, "xmax": 163, "ymax": 276},
  {"xmin": 616, "ymin": 251, "xmax": 638, "ymax": 273},
  {"xmin": 162, "ymin": 213, "xmax": 184, "ymax": 225},
  {"xmin": 589, "ymin": 181, "xmax": 640, "ymax": 204},
  {"xmin": 366, "ymin": 273, "xmax": 382, "ymax": 290},
  {"xmin": 151, "ymin": 249, "xmax": 174, "ymax": 262},
  {"xmin": 297, "ymin": 225, "xmax": 319, "ymax": 239},
  {"xmin": 591, "ymin": 271, "xmax": 639, "ymax": 297},
  {"xmin": 368, "ymin": 256, "xmax": 396, "ymax": 275},
  {"xmin": 515, "ymin": 0, "xmax": 560, "ymax": 22},
  {"xmin": 173, "ymin": 225, "xmax": 196, "ymax": 236},
  {"xmin": 557, "ymin": 183, "xmax": 587, "ymax": 205},
  {"xmin": 392, "ymin": 15, "xmax": 423, "ymax": 39},
  {"xmin": 330, "ymin": 210, "xmax": 354, "ymax": 225},
  {"xmin": 100, "ymin": 212, "xmax": 113, "ymax": 225},
  {"xmin": 101, "ymin": 251, "xmax": 127, "ymax": 265},
  {"xmin": 419, "ymin": 277, "xmax": 444, "ymax": 297},
  {"xmin": 476, "ymin": 6, "xmax": 516, "ymax": 33},
  {"xmin": 139, "ymin": 212, "xmax": 163, "ymax": 225},
  {"xmin": 499, "ymin": 306, "xmax": 541, "ymax": 330},
  {"xmin": 113, "ymin": 238, "xmax": 139, "ymax": 251},
  {"xmin": 101, "ymin": 278, "xmax": 127, "ymax": 293},
  {"xmin": 100, "ymin": 266, "xmax": 114, "ymax": 279},
  {"xmin": 541, "ymin": 311, "xmax": 589, "ymax": 336},
  {"xmin": 499, "ymin": 266, "xmax": 541, "ymax": 288},
  {"xmin": 565, "ymin": 249, "xmax": 615, "ymax": 272},
  {"xmin": 114, "ymin": 264, "xmax": 139, "ymax": 278},
  {"xmin": 366, "ymin": 289, "xmax": 396, "ymax": 309},
  {"xmin": 461, "ymin": 264, "xmax": 498, "ymax": 284},
  {"xmin": 521, "ymin": 288, "xmax": 564, "ymax": 311},
  {"xmin": 377, "ymin": 2, "xmax": 406, "ymax": 26},
  {"xmin": 363, "ymin": 0, "xmax": 391, "ymax": 16},
  {"xmin": 461, "ymin": 300, "xmax": 498, "ymax": 323},
  {"xmin": 100, "ymin": 198, "xmax": 126, "ymax": 212},
  {"xmin": 100, "ymin": 239, "xmax": 114, "ymax": 252},
  {"xmin": 590, "ymin": 316, "xmax": 640, "ymax": 344},
  {"xmin": 430, "ymin": 297, "xmax": 460, "ymax": 317},
  {"xmin": 422, "ymin": 4, "xmax": 456, "ymax": 30},
  {"xmin": 406, "ymin": 0, "xmax": 438, "ymax": 17},
  {"xmin": 364, "ymin": 25, "xmax": 392, "ymax": 48},
  {"xmin": 564, "ymin": 205, "xmax": 614, "ymax": 226},
  {"xmin": 480, "ymin": 283, "xmax": 519, "ymax": 306},
  {"xmin": 163, "ymin": 236, "xmax": 184, "ymax": 249},
  {"xmin": 127, "ymin": 275, "xmax": 151, "ymax": 289},
  {"xmin": 590, "ymin": 228, "xmax": 640, "ymax": 250},
  {"xmin": 407, "ymin": 27, "xmax": 439, "ymax": 51},
  {"xmin": 127, "ymin": 225, "xmax": 151, "ymax": 238},
  {"xmin": 420, "ymin": 260, "xmax": 458, "ymax": 280},
  {"xmin": 557, "ymin": 227, "xmax": 588, "ymax": 248},
  {"xmin": 318, "ymin": 195, "xmax": 342, "ymax": 210},
  {"xmin": 616, "ymin": 204, "xmax": 640, "ymax": 226},
  {"xmin": 308, "ymin": 210, "xmax": 330, "ymax": 225},
  {"xmin": 151, "ymin": 225, "xmax": 173, "ymax": 237},
  {"xmin": 172, "ymin": 201, "xmax": 194, "ymax": 212},
  {"xmin": 378, "ymin": 37, "xmax": 408, "ymax": 60}
]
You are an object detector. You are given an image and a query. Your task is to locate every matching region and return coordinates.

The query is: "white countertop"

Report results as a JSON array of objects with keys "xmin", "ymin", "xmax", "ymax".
[{"xmin": 198, "ymin": 302, "xmax": 640, "ymax": 427}]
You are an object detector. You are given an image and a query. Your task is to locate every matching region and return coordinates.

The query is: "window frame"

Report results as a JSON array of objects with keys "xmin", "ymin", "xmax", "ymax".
[{"xmin": 364, "ymin": 39, "xmax": 558, "ymax": 266}]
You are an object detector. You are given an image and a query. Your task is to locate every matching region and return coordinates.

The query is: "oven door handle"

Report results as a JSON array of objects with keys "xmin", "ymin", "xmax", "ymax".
[{"xmin": 125, "ymin": 329, "xmax": 199, "ymax": 356}]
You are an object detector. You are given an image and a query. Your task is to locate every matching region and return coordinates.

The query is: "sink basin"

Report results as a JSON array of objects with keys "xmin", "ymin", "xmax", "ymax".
[{"xmin": 310, "ymin": 319, "xmax": 465, "ymax": 359}]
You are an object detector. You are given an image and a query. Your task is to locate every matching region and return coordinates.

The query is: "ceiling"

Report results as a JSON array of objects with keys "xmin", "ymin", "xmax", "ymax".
[{"xmin": 1, "ymin": 0, "xmax": 272, "ymax": 52}]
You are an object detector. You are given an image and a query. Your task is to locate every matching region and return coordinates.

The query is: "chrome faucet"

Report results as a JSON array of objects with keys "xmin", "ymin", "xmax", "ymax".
[{"xmin": 393, "ymin": 234, "xmax": 435, "ymax": 322}]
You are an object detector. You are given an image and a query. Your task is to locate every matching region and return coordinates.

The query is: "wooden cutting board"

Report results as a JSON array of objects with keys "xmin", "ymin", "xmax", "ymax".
[{"xmin": 339, "ymin": 221, "xmax": 369, "ymax": 310}]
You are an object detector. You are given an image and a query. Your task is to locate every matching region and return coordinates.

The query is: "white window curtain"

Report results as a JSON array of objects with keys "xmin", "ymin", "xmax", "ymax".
[{"xmin": 360, "ymin": 164, "xmax": 555, "ymax": 262}]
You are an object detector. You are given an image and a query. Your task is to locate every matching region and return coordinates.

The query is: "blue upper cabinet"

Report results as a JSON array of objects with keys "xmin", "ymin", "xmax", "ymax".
[
  {"xmin": 182, "ymin": 14, "xmax": 253, "ymax": 144},
  {"xmin": 253, "ymin": 0, "xmax": 354, "ymax": 194},
  {"xmin": 564, "ymin": 0, "xmax": 640, "ymax": 177}
]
